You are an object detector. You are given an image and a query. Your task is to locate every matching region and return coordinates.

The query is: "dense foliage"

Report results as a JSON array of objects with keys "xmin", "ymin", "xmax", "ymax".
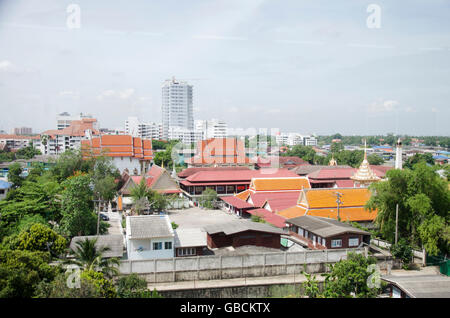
[
  {"xmin": 366, "ymin": 162, "xmax": 450, "ymax": 256},
  {"xmin": 302, "ymin": 253, "xmax": 382, "ymax": 298}
]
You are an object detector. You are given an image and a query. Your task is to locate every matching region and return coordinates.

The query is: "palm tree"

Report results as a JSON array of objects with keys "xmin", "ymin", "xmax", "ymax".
[
  {"xmin": 66, "ymin": 237, "xmax": 120, "ymax": 278},
  {"xmin": 130, "ymin": 178, "xmax": 151, "ymax": 215}
]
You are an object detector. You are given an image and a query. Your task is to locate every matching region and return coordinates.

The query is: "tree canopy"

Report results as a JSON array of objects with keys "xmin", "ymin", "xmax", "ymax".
[{"xmin": 366, "ymin": 162, "xmax": 450, "ymax": 255}]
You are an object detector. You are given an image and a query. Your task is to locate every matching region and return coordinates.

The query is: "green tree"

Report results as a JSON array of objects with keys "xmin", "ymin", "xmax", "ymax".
[
  {"xmin": 16, "ymin": 223, "xmax": 67, "ymax": 257},
  {"xmin": 66, "ymin": 237, "xmax": 120, "ymax": 278},
  {"xmin": 404, "ymin": 153, "xmax": 434, "ymax": 170},
  {"xmin": 301, "ymin": 271, "xmax": 321, "ymax": 298},
  {"xmin": 34, "ymin": 272, "xmax": 103, "ymax": 298},
  {"xmin": 200, "ymin": 188, "xmax": 218, "ymax": 209},
  {"xmin": 322, "ymin": 253, "xmax": 381, "ymax": 298},
  {"xmin": 390, "ymin": 238, "xmax": 413, "ymax": 269},
  {"xmin": 80, "ymin": 270, "xmax": 117, "ymax": 298},
  {"xmin": 367, "ymin": 154, "xmax": 384, "ymax": 165},
  {"xmin": 49, "ymin": 149, "xmax": 92, "ymax": 182},
  {"xmin": 7, "ymin": 163, "xmax": 23, "ymax": 188},
  {"xmin": 116, "ymin": 273, "xmax": 162, "ymax": 298},
  {"xmin": 330, "ymin": 142, "xmax": 344, "ymax": 153},
  {"xmin": 0, "ymin": 250, "xmax": 59, "ymax": 298},
  {"xmin": 59, "ymin": 174, "xmax": 99, "ymax": 237},
  {"xmin": 15, "ymin": 145, "xmax": 41, "ymax": 160},
  {"xmin": 366, "ymin": 163, "xmax": 450, "ymax": 255},
  {"xmin": 130, "ymin": 178, "xmax": 151, "ymax": 215},
  {"xmin": 283, "ymin": 145, "xmax": 317, "ymax": 164}
]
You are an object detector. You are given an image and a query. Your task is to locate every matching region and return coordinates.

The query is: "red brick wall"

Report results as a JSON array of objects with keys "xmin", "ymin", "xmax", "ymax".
[{"xmin": 326, "ymin": 233, "xmax": 366, "ymax": 249}]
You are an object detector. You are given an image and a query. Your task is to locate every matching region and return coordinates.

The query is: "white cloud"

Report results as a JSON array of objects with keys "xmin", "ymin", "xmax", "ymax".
[
  {"xmin": 431, "ymin": 107, "xmax": 439, "ymax": 113},
  {"xmin": 97, "ymin": 89, "xmax": 136, "ymax": 101},
  {"xmin": 266, "ymin": 108, "xmax": 281, "ymax": 114},
  {"xmin": 118, "ymin": 88, "xmax": 135, "ymax": 99},
  {"xmin": 59, "ymin": 90, "xmax": 80, "ymax": 99},
  {"xmin": 0, "ymin": 60, "xmax": 14, "ymax": 72},
  {"xmin": 368, "ymin": 100, "xmax": 399, "ymax": 113},
  {"xmin": 192, "ymin": 35, "xmax": 247, "ymax": 41}
]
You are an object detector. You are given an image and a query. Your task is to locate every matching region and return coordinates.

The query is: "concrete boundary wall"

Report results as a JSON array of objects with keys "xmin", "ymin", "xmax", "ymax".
[
  {"xmin": 371, "ymin": 238, "xmax": 425, "ymax": 260},
  {"xmin": 119, "ymin": 248, "xmax": 365, "ymax": 283}
]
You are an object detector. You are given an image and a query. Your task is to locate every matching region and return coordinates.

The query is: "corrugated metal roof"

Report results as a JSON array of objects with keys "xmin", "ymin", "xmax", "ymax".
[
  {"xmin": 70, "ymin": 235, "xmax": 124, "ymax": 258},
  {"xmin": 127, "ymin": 215, "xmax": 174, "ymax": 239},
  {"xmin": 382, "ymin": 275, "xmax": 450, "ymax": 298},
  {"xmin": 286, "ymin": 215, "xmax": 370, "ymax": 237},
  {"xmin": 204, "ymin": 220, "xmax": 285, "ymax": 236},
  {"xmin": 174, "ymin": 228, "xmax": 207, "ymax": 248}
]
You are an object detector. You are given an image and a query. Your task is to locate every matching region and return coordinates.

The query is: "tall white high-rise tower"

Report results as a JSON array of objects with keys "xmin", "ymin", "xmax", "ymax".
[
  {"xmin": 161, "ymin": 77, "xmax": 194, "ymax": 140},
  {"xmin": 395, "ymin": 138, "xmax": 403, "ymax": 169}
]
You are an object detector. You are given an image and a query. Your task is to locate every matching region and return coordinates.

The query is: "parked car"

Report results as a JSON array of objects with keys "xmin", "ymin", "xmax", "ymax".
[{"xmin": 100, "ymin": 213, "xmax": 109, "ymax": 221}]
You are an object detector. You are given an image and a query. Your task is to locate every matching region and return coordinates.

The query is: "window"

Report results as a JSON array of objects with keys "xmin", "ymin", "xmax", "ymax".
[
  {"xmin": 331, "ymin": 239, "xmax": 342, "ymax": 248},
  {"xmin": 153, "ymin": 242, "xmax": 162, "ymax": 250},
  {"xmin": 164, "ymin": 242, "xmax": 172, "ymax": 250},
  {"xmin": 349, "ymin": 237, "xmax": 359, "ymax": 247},
  {"xmin": 178, "ymin": 248, "xmax": 196, "ymax": 256}
]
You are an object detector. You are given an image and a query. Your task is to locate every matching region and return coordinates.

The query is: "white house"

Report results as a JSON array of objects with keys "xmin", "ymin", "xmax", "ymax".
[{"xmin": 125, "ymin": 215, "xmax": 174, "ymax": 260}]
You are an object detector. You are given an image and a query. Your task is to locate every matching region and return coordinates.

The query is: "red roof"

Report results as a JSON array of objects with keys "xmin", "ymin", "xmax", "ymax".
[
  {"xmin": 220, "ymin": 196, "xmax": 254, "ymax": 209},
  {"xmin": 82, "ymin": 135, "xmax": 153, "ymax": 160},
  {"xmin": 178, "ymin": 166, "xmax": 251, "ymax": 178},
  {"xmin": 247, "ymin": 209, "xmax": 288, "ymax": 228},
  {"xmin": 249, "ymin": 191, "xmax": 301, "ymax": 211},
  {"xmin": 43, "ymin": 118, "xmax": 100, "ymax": 137},
  {"xmin": 185, "ymin": 168, "xmax": 298, "ymax": 183}
]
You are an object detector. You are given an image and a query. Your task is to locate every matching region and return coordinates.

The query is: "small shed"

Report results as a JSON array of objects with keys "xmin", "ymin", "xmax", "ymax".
[
  {"xmin": 70, "ymin": 234, "xmax": 124, "ymax": 258},
  {"xmin": 174, "ymin": 228, "xmax": 207, "ymax": 257},
  {"xmin": 381, "ymin": 275, "xmax": 450, "ymax": 298},
  {"xmin": 286, "ymin": 215, "xmax": 371, "ymax": 249},
  {"xmin": 204, "ymin": 220, "xmax": 285, "ymax": 249}
]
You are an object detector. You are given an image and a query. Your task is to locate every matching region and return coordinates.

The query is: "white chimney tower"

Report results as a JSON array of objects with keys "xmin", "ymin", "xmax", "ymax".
[{"xmin": 395, "ymin": 138, "xmax": 402, "ymax": 169}]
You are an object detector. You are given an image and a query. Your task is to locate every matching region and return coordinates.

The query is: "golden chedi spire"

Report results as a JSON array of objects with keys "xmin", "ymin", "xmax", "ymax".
[
  {"xmin": 351, "ymin": 139, "xmax": 380, "ymax": 187},
  {"xmin": 329, "ymin": 155, "xmax": 337, "ymax": 166}
]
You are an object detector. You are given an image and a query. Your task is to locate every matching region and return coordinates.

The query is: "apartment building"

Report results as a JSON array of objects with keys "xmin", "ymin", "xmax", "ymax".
[
  {"xmin": 195, "ymin": 119, "xmax": 228, "ymax": 139},
  {"xmin": 161, "ymin": 77, "xmax": 194, "ymax": 140},
  {"xmin": 125, "ymin": 116, "xmax": 161, "ymax": 140},
  {"xmin": 34, "ymin": 118, "xmax": 100, "ymax": 155},
  {"xmin": 56, "ymin": 112, "xmax": 94, "ymax": 130}
]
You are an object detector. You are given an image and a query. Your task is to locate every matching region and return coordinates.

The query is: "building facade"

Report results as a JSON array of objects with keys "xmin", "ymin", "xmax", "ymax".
[
  {"xmin": 162, "ymin": 77, "xmax": 194, "ymax": 140},
  {"xmin": 195, "ymin": 119, "xmax": 228, "ymax": 139},
  {"xmin": 125, "ymin": 116, "xmax": 161, "ymax": 140}
]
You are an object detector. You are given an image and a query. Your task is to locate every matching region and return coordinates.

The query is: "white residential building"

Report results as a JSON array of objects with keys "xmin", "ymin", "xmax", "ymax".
[
  {"xmin": 56, "ymin": 112, "xmax": 94, "ymax": 130},
  {"xmin": 276, "ymin": 133, "xmax": 318, "ymax": 147},
  {"xmin": 126, "ymin": 215, "xmax": 175, "ymax": 260},
  {"xmin": 125, "ymin": 117, "xmax": 161, "ymax": 140},
  {"xmin": 161, "ymin": 77, "xmax": 194, "ymax": 140},
  {"xmin": 302, "ymin": 135, "xmax": 318, "ymax": 146},
  {"xmin": 34, "ymin": 118, "xmax": 100, "ymax": 155},
  {"xmin": 168, "ymin": 127, "xmax": 203, "ymax": 144},
  {"xmin": 195, "ymin": 119, "xmax": 228, "ymax": 139}
]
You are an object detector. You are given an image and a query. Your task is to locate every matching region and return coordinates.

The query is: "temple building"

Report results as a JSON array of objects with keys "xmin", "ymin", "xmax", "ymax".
[
  {"xmin": 350, "ymin": 141, "xmax": 381, "ymax": 188},
  {"xmin": 277, "ymin": 187, "xmax": 378, "ymax": 228}
]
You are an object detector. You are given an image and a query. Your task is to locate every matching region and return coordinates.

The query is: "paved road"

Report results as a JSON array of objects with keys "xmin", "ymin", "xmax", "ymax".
[{"xmin": 102, "ymin": 211, "xmax": 123, "ymax": 235}]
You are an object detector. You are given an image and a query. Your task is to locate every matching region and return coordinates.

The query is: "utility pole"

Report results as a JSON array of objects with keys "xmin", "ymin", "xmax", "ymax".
[
  {"xmin": 334, "ymin": 192, "xmax": 343, "ymax": 222},
  {"xmin": 395, "ymin": 204, "xmax": 399, "ymax": 244}
]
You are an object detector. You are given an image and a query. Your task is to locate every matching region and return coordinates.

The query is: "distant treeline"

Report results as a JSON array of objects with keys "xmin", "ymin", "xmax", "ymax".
[{"xmin": 318, "ymin": 134, "xmax": 450, "ymax": 148}]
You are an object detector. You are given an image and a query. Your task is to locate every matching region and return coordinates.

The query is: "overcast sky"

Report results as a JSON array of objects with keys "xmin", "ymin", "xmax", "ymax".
[{"xmin": 0, "ymin": 0, "xmax": 449, "ymax": 136}]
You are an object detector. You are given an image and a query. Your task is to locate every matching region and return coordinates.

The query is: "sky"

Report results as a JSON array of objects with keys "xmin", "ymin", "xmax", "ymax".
[{"xmin": 0, "ymin": 0, "xmax": 449, "ymax": 136}]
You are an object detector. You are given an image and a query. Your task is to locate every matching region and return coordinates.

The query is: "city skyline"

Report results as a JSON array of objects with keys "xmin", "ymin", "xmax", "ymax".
[{"xmin": 0, "ymin": 0, "xmax": 449, "ymax": 136}]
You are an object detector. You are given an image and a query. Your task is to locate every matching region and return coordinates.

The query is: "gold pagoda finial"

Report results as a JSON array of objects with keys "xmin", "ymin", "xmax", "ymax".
[{"xmin": 329, "ymin": 155, "xmax": 337, "ymax": 166}]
